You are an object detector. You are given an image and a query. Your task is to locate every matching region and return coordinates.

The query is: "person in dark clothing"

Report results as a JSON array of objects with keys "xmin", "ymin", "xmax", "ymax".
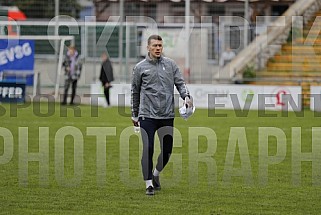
[
  {"xmin": 61, "ymin": 46, "xmax": 83, "ymax": 105},
  {"xmin": 99, "ymin": 52, "xmax": 114, "ymax": 107}
]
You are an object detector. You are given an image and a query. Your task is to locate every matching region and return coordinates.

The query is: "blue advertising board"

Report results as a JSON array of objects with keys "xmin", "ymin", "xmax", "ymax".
[
  {"xmin": 0, "ymin": 39, "xmax": 35, "ymax": 71},
  {"xmin": 0, "ymin": 81, "xmax": 26, "ymax": 103}
]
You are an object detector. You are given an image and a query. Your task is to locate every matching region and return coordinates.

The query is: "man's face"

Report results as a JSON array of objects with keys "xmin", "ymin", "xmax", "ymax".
[
  {"xmin": 147, "ymin": 39, "xmax": 163, "ymax": 59},
  {"xmin": 101, "ymin": 53, "xmax": 107, "ymax": 61}
]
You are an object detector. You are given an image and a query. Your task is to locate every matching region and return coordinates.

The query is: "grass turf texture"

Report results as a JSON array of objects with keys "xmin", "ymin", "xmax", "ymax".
[{"xmin": 0, "ymin": 102, "xmax": 321, "ymax": 214}]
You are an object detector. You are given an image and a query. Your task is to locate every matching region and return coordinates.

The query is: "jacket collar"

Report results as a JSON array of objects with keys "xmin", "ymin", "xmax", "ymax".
[{"xmin": 146, "ymin": 53, "xmax": 163, "ymax": 64}]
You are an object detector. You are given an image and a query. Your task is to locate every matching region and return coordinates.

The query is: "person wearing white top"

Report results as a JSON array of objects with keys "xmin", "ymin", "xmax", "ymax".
[{"xmin": 219, "ymin": 47, "xmax": 236, "ymax": 67}]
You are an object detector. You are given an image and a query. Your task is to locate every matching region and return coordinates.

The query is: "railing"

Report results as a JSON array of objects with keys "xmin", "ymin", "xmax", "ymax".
[
  {"xmin": 0, "ymin": 20, "xmax": 137, "ymax": 59},
  {"xmin": 220, "ymin": 0, "xmax": 321, "ymax": 80},
  {"xmin": 211, "ymin": 77, "xmax": 321, "ymax": 85}
]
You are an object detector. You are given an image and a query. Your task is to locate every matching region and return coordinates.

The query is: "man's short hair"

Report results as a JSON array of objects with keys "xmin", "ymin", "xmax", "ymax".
[{"xmin": 148, "ymin": 35, "xmax": 162, "ymax": 45}]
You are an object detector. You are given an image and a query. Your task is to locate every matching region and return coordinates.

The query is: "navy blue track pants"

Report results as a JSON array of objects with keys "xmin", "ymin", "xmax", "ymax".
[{"xmin": 139, "ymin": 117, "xmax": 174, "ymax": 180}]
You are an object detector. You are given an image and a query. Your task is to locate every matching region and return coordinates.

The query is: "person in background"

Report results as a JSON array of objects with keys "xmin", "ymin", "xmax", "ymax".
[
  {"xmin": 61, "ymin": 45, "xmax": 83, "ymax": 105},
  {"xmin": 99, "ymin": 52, "xmax": 114, "ymax": 107},
  {"xmin": 219, "ymin": 46, "xmax": 236, "ymax": 67},
  {"xmin": 131, "ymin": 34, "xmax": 193, "ymax": 195}
]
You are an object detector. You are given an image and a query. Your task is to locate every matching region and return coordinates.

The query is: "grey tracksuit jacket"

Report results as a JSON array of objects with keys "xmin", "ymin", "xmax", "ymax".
[{"xmin": 131, "ymin": 54, "xmax": 190, "ymax": 119}]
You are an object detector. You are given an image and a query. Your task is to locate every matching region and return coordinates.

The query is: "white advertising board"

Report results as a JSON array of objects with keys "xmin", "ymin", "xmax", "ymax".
[
  {"xmin": 184, "ymin": 85, "xmax": 302, "ymax": 111},
  {"xmin": 90, "ymin": 83, "xmax": 302, "ymax": 111},
  {"xmin": 140, "ymin": 29, "xmax": 186, "ymax": 58}
]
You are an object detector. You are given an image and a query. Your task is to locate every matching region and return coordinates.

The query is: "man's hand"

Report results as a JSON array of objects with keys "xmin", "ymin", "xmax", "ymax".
[
  {"xmin": 184, "ymin": 96, "xmax": 193, "ymax": 108},
  {"xmin": 131, "ymin": 117, "xmax": 139, "ymax": 127},
  {"xmin": 104, "ymin": 83, "xmax": 112, "ymax": 88}
]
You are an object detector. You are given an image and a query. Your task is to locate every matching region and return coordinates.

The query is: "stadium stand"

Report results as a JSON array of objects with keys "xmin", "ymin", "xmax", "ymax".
[{"xmin": 256, "ymin": 9, "xmax": 321, "ymax": 107}]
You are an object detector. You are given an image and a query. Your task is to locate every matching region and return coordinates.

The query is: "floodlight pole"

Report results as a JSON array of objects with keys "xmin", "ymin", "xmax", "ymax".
[
  {"xmin": 244, "ymin": 0, "xmax": 249, "ymax": 46},
  {"xmin": 119, "ymin": 0, "xmax": 124, "ymax": 82},
  {"xmin": 185, "ymin": 0, "xmax": 190, "ymax": 83}
]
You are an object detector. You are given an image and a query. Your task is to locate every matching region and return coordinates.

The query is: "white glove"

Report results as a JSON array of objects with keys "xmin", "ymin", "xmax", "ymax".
[
  {"xmin": 179, "ymin": 96, "xmax": 195, "ymax": 120},
  {"xmin": 131, "ymin": 116, "xmax": 138, "ymax": 122},
  {"xmin": 184, "ymin": 96, "xmax": 194, "ymax": 108}
]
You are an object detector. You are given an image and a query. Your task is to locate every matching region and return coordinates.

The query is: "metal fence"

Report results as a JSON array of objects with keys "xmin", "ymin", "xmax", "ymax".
[
  {"xmin": 0, "ymin": 19, "xmax": 254, "ymax": 88},
  {"xmin": 0, "ymin": 20, "xmax": 251, "ymax": 57}
]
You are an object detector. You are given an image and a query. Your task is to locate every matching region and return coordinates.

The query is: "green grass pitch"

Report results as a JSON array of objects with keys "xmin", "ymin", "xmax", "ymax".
[{"xmin": 0, "ymin": 102, "xmax": 321, "ymax": 214}]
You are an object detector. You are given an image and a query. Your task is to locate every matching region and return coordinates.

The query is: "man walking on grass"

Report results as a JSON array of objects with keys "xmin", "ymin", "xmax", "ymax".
[{"xmin": 131, "ymin": 34, "xmax": 193, "ymax": 195}]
